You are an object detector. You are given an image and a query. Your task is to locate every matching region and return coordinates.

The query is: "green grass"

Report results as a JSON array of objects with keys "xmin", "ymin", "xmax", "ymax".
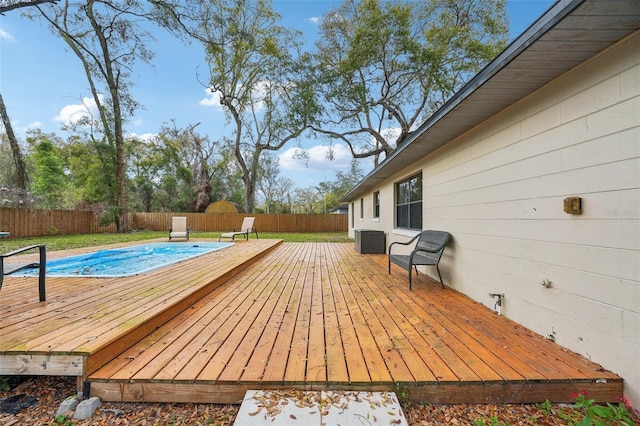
[{"xmin": 0, "ymin": 231, "xmax": 352, "ymax": 253}]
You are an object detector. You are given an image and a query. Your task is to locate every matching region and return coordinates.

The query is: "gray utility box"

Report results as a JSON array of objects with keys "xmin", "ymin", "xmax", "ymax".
[{"xmin": 354, "ymin": 229, "xmax": 386, "ymax": 254}]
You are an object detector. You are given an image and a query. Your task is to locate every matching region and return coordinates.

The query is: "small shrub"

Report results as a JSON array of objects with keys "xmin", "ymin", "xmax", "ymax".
[
  {"xmin": 571, "ymin": 390, "xmax": 637, "ymax": 426},
  {"xmin": 52, "ymin": 414, "xmax": 75, "ymax": 426}
]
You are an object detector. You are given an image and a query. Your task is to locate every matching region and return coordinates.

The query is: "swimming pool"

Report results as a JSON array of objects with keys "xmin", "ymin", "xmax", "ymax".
[{"xmin": 18, "ymin": 242, "xmax": 233, "ymax": 278}]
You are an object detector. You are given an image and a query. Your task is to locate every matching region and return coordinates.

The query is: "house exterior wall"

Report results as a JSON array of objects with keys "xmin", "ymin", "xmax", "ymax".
[{"xmin": 349, "ymin": 32, "xmax": 640, "ymax": 404}]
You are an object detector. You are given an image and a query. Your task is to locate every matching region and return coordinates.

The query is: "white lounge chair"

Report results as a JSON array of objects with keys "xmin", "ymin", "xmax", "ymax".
[
  {"xmin": 219, "ymin": 217, "xmax": 258, "ymax": 241},
  {"xmin": 169, "ymin": 216, "xmax": 189, "ymax": 241}
]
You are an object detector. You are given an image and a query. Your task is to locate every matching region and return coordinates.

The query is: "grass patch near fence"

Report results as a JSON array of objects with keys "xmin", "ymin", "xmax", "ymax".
[{"xmin": 0, "ymin": 231, "xmax": 352, "ymax": 253}]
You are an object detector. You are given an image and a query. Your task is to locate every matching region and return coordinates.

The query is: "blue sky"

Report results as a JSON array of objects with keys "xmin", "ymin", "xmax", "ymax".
[{"xmin": 0, "ymin": 0, "xmax": 554, "ymax": 189}]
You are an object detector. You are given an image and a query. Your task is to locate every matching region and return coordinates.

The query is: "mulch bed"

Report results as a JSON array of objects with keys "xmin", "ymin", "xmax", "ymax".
[{"xmin": 0, "ymin": 376, "xmax": 637, "ymax": 425}]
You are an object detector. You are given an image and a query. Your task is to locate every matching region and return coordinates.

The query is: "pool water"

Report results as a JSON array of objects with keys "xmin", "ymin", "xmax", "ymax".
[{"xmin": 18, "ymin": 242, "xmax": 233, "ymax": 278}]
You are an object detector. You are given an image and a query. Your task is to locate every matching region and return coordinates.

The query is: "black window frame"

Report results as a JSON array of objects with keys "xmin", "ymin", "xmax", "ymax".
[
  {"xmin": 351, "ymin": 202, "xmax": 355, "ymax": 228},
  {"xmin": 395, "ymin": 173, "xmax": 422, "ymax": 230},
  {"xmin": 373, "ymin": 191, "xmax": 380, "ymax": 219}
]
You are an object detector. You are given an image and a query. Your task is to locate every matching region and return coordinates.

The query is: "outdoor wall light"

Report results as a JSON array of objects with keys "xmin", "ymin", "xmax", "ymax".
[{"xmin": 563, "ymin": 196, "xmax": 582, "ymax": 215}]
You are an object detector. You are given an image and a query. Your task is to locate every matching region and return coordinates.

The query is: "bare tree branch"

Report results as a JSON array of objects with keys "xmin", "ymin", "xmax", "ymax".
[{"xmin": 0, "ymin": 0, "xmax": 57, "ymax": 14}]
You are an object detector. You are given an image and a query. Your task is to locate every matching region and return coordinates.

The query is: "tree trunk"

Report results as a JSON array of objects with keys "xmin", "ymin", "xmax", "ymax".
[
  {"xmin": 0, "ymin": 92, "xmax": 28, "ymax": 190},
  {"xmin": 193, "ymin": 129, "xmax": 211, "ymax": 212},
  {"xmin": 85, "ymin": 0, "xmax": 128, "ymax": 232}
]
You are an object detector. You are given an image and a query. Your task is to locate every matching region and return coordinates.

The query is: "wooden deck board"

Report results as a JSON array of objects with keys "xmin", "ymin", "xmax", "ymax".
[
  {"xmin": 283, "ymin": 243, "xmax": 315, "ymax": 384},
  {"xmin": 0, "ymin": 241, "xmax": 622, "ymax": 404},
  {"xmin": 340, "ymin": 258, "xmax": 423, "ymax": 383},
  {"xmin": 435, "ymin": 287, "xmax": 606, "ymax": 380},
  {"xmin": 319, "ymin": 244, "xmax": 350, "ymax": 384},
  {"xmin": 322, "ymin": 244, "xmax": 371, "ymax": 384},
  {"xmin": 241, "ymin": 243, "xmax": 307, "ymax": 383},
  {"xmin": 412, "ymin": 282, "xmax": 594, "ymax": 380},
  {"xmin": 324, "ymin": 247, "xmax": 393, "ymax": 384},
  {"xmin": 155, "ymin": 256, "xmax": 273, "ymax": 382},
  {"xmin": 260, "ymin": 244, "xmax": 310, "ymax": 383}
]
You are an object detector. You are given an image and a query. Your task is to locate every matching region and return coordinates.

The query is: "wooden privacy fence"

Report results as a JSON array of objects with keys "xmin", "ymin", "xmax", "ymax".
[
  {"xmin": 0, "ymin": 208, "xmax": 347, "ymax": 238},
  {"xmin": 0, "ymin": 207, "xmax": 116, "ymax": 238},
  {"xmin": 131, "ymin": 212, "xmax": 347, "ymax": 233}
]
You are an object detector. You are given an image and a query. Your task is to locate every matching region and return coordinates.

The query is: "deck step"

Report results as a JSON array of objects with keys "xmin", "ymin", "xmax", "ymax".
[{"xmin": 234, "ymin": 390, "xmax": 408, "ymax": 425}]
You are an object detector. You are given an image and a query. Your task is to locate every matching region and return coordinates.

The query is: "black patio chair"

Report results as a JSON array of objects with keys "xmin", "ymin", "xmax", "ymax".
[
  {"xmin": 0, "ymin": 244, "xmax": 47, "ymax": 301},
  {"xmin": 388, "ymin": 230, "xmax": 451, "ymax": 290}
]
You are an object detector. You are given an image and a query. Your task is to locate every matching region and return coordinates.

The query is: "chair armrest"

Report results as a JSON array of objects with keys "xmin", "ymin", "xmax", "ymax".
[
  {"xmin": 388, "ymin": 233, "xmax": 421, "ymax": 254},
  {"xmin": 1, "ymin": 244, "xmax": 45, "ymax": 259},
  {"xmin": 412, "ymin": 244, "xmax": 447, "ymax": 255}
]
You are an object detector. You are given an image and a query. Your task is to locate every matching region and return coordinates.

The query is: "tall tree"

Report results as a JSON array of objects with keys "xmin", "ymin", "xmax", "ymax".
[
  {"xmin": 209, "ymin": 147, "xmax": 246, "ymax": 206},
  {"xmin": 256, "ymin": 152, "xmax": 281, "ymax": 214},
  {"xmin": 0, "ymin": 93, "xmax": 29, "ymax": 190},
  {"xmin": 273, "ymin": 176, "xmax": 294, "ymax": 214},
  {"xmin": 293, "ymin": 186, "xmax": 323, "ymax": 214},
  {"xmin": 28, "ymin": 135, "xmax": 69, "ymax": 208},
  {"xmin": 311, "ymin": 0, "xmax": 508, "ymax": 165},
  {"xmin": 165, "ymin": 0, "xmax": 317, "ymax": 212},
  {"xmin": 33, "ymin": 0, "xmax": 154, "ymax": 231},
  {"xmin": 127, "ymin": 136, "xmax": 167, "ymax": 212},
  {"xmin": 155, "ymin": 122, "xmax": 217, "ymax": 212},
  {"xmin": 73, "ymin": 140, "xmax": 116, "ymax": 203}
]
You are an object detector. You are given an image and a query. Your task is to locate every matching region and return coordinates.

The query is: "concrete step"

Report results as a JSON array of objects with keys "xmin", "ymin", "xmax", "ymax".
[{"xmin": 234, "ymin": 390, "xmax": 408, "ymax": 425}]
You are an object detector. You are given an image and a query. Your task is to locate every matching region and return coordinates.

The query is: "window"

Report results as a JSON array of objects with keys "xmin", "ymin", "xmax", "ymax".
[
  {"xmin": 351, "ymin": 202, "xmax": 354, "ymax": 228},
  {"xmin": 395, "ymin": 173, "xmax": 422, "ymax": 229},
  {"xmin": 360, "ymin": 198, "xmax": 364, "ymax": 219},
  {"xmin": 373, "ymin": 191, "xmax": 380, "ymax": 219}
]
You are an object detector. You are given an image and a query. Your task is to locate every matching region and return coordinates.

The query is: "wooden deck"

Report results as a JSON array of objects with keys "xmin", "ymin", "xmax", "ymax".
[
  {"xmin": 0, "ymin": 241, "xmax": 621, "ymax": 405},
  {"xmin": 0, "ymin": 239, "xmax": 281, "ymax": 377}
]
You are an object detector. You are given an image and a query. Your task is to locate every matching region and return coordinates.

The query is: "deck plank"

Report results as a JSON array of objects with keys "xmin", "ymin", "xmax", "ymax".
[
  {"xmin": 385, "ymin": 277, "xmax": 528, "ymax": 382},
  {"xmin": 305, "ymin": 243, "xmax": 328, "ymax": 383},
  {"xmin": 101, "ymin": 267, "xmax": 245, "ymax": 381},
  {"xmin": 319, "ymin": 243, "xmax": 350, "ymax": 384},
  {"xmin": 322, "ymin": 243, "xmax": 371, "ymax": 384},
  {"xmin": 240, "ymin": 243, "xmax": 306, "ymax": 383},
  {"xmin": 429, "ymin": 287, "xmax": 603, "ymax": 380},
  {"xmin": 260, "ymin": 244, "xmax": 310, "ymax": 383},
  {"xmin": 153, "ymin": 256, "xmax": 273, "ymax": 382},
  {"xmin": 325, "ymin": 247, "xmax": 393, "ymax": 383},
  {"xmin": 334, "ymin": 247, "xmax": 416, "ymax": 383},
  {"xmin": 283, "ymin": 244, "xmax": 315, "ymax": 384},
  {"xmin": 216, "ymin": 247, "xmax": 299, "ymax": 382}
]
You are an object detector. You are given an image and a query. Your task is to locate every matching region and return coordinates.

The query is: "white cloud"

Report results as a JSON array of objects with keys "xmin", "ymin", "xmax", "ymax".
[
  {"xmin": 54, "ymin": 96, "xmax": 101, "ymax": 126},
  {"xmin": 127, "ymin": 132, "xmax": 157, "ymax": 142},
  {"xmin": 0, "ymin": 27, "xmax": 15, "ymax": 41},
  {"xmin": 308, "ymin": 17, "xmax": 320, "ymax": 25},
  {"xmin": 279, "ymin": 144, "xmax": 353, "ymax": 172},
  {"xmin": 27, "ymin": 121, "xmax": 42, "ymax": 129},
  {"xmin": 200, "ymin": 81, "xmax": 272, "ymax": 112},
  {"xmin": 381, "ymin": 127, "xmax": 401, "ymax": 147},
  {"xmin": 199, "ymin": 88, "xmax": 223, "ymax": 108}
]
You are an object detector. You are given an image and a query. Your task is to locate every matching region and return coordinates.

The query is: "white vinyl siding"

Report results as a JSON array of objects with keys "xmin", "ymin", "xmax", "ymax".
[{"xmin": 382, "ymin": 32, "xmax": 640, "ymax": 403}]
